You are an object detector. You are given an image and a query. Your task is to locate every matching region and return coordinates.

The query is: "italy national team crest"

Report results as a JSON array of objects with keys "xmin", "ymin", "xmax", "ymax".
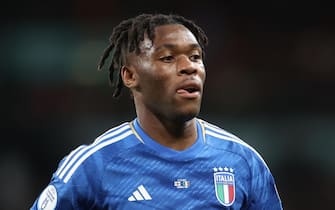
[{"xmin": 213, "ymin": 167, "xmax": 235, "ymax": 206}]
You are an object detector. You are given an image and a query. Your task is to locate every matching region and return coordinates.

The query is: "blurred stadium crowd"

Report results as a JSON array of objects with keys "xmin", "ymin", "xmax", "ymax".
[{"xmin": 1, "ymin": 1, "xmax": 334, "ymax": 209}]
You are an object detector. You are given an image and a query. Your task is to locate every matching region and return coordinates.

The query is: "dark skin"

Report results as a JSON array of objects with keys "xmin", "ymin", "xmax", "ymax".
[{"xmin": 121, "ymin": 24, "xmax": 206, "ymax": 151}]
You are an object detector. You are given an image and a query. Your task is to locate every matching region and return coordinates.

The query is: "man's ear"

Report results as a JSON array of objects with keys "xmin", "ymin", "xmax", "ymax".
[{"xmin": 121, "ymin": 65, "xmax": 138, "ymax": 88}]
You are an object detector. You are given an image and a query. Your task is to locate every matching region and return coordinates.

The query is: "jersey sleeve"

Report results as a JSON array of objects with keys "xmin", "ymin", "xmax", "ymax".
[
  {"xmin": 246, "ymin": 152, "xmax": 283, "ymax": 210},
  {"xmin": 30, "ymin": 176, "xmax": 82, "ymax": 210},
  {"xmin": 30, "ymin": 151, "xmax": 103, "ymax": 210}
]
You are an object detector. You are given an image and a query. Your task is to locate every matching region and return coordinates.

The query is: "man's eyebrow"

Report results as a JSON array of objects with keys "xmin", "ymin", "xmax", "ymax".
[{"xmin": 155, "ymin": 43, "xmax": 201, "ymax": 52}]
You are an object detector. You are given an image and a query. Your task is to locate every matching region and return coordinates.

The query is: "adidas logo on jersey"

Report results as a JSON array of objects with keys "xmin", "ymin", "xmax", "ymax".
[{"xmin": 128, "ymin": 185, "xmax": 152, "ymax": 201}]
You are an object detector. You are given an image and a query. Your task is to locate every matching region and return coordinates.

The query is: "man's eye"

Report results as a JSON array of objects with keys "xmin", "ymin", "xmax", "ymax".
[
  {"xmin": 160, "ymin": 56, "xmax": 174, "ymax": 62},
  {"xmin": 190, "ymin": 54, "xmax": 201, "ymax": 61}
]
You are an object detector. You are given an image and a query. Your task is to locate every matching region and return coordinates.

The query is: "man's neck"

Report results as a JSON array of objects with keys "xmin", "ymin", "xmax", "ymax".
[{"xmin": 137, "ymin": 114, "xmax": 198, "ymax": 151}]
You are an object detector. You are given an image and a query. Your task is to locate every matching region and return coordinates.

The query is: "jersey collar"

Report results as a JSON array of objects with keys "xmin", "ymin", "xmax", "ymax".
[{"xmin": 131, "ymin": 118, "xmax": 206, "ymax": 160}]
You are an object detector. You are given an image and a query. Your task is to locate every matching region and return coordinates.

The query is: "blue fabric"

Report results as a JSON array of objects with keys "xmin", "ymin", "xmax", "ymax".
[{"xmin": 31, "ymin": 119, "xmax": 282, "ymax": 210}]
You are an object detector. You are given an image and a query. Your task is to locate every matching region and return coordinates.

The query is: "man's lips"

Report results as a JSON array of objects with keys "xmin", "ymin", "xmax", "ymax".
[{"xmin": 176, "ymin": 80, "xmax": 202, "ymax": 98}]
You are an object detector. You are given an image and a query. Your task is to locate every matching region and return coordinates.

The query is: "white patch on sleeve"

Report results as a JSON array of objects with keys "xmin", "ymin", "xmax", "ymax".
[{"xmin": 37, "ymin": 185, "xmax": 58, "ymax": 210}]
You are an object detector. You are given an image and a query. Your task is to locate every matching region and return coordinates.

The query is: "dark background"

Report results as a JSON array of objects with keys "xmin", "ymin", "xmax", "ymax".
[{"xmin": 1, "ymin": 1, "xmax": 334, "ymax": 209}]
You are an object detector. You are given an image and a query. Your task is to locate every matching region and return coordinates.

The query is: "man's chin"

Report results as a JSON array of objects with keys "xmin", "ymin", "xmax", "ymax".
[{"xmin": 174, "ymin": 109, "xmax": 200, "ymax": 123}]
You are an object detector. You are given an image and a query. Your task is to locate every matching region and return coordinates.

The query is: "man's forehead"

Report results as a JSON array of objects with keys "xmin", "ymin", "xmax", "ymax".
[{"xmin": 139, "ymin": 24, "xmax": 199, "ymax": 52}]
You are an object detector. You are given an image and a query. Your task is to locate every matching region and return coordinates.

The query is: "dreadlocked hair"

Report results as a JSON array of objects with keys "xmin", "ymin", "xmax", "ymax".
[{"xmin": 97, "ymin": 13, "xmax": 208, "ymax": 98}]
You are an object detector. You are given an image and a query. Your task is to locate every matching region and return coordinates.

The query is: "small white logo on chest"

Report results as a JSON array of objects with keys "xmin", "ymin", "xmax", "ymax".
[
  {"xmin": 128, "ymin": 185, "xmax": 152, "ymax": 201},
  {"xmin": 174, "ymin": 179, "xmax": 190, "ymax": 189}
]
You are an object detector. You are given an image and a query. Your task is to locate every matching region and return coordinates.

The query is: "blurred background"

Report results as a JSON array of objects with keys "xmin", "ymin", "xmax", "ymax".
[{"xmin": 2, "ymin": 1, "xmax": 334, "ymax": 209}]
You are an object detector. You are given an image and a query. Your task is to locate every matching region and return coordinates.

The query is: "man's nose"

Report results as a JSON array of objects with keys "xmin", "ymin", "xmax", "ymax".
[{"xmin": 177, "ymin": 55, "xmax": 197, "ymax": 75}]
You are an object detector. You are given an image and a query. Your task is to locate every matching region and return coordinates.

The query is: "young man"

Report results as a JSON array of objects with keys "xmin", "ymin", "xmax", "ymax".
[{"xmin": 31, "ymin": 14, "xmax": 283, "ymax": 209}]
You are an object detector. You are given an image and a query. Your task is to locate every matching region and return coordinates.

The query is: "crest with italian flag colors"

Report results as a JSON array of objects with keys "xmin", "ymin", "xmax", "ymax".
[{"xmin": 213, "ymin": 167, "xmax": 235, "ymax": 206}]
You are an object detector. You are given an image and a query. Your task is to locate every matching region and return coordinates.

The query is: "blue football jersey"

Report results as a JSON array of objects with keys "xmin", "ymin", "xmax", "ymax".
[{"xmin": 31, "ymin": 118, "xmax": 282, "ymax": 210}]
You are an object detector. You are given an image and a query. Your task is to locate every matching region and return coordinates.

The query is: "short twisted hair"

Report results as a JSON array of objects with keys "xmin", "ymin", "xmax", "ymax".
[{"xmin": 97, "ymin": 13, "xmax": 208, "ymax": 97}]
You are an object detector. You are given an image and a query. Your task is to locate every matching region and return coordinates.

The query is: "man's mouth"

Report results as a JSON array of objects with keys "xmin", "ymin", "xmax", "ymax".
[
  {"xmin": 176, "ymin": 81, "xmax": 201, "ymax": 98},
  {"xmin": 183, "ymin": 87, "xmax": 198, "ymax": 93}
]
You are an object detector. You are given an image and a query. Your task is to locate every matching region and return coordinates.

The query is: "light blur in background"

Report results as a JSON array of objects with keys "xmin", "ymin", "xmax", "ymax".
[{"xmin": 1, "ymin": 1, "xmax": 335, "ymax": 209}]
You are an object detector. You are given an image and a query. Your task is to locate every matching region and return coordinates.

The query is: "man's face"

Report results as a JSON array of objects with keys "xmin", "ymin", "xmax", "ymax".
[{"xmin": 126, "ymin": 24, "xmax": 206, "ymax": 122}]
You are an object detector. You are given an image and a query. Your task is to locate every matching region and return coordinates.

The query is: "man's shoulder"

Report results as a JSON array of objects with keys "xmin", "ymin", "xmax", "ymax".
[
  {"xmin": 80, "ymin": 121, "xmax": 137, "ymax": 158},
  {"xmin": 199, "ymin": 119, "xmax": 244, "ymax": 146},
  {"xmin": 199, "ymin": 119, "xmax": 242, "ymax": 143},
  {"xmin": 199, "ymin": 119, "xmax": 264, "ymax": 161},
  {"xmin": 91, "ymin": 122, "xmax": 133, "ymax": 148},
  {"xmin": 53, "ymin": 121, "xmax": 140, "ymax": 183}
]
